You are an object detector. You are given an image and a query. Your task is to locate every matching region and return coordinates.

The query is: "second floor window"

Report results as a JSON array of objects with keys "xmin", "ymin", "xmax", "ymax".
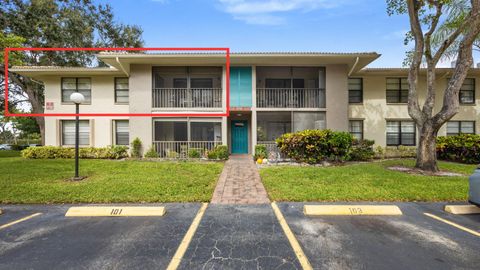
[
  {"xmin": 62, "ymin": 78, "xmax": 91, "ymax": 103},
  {"xmin": 386, "ymin": 78, "xmax": 408, "ymax": 104},
  {"xmin": 191, "ymin": 78, "xmax": 213, "ymax": 88},
  {"xmin": 460, "ymin": 78, "xmax": 475, "ymax": 104},
  {"xmin": 447, "ymin": 121, "xmax": 475, "ymax": 136},
  {"xmin": 115, "ymin": 78, "xmax": 129, "ymax": 104},
  {"xmin": 265, "ymin": 79, "xmax": 304, "ymax": 88},
  {"xmin": 348, "ymin": 78, "xmax": 363, "ymax": 103},
  {"xmin": 386, "ymin": 120, "xmax": 416, "ymax": 146}
]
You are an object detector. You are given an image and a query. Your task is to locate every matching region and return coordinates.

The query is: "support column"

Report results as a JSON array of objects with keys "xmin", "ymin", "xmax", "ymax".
[
  {"xmin": 251, "ymin": 110, "xmax": 257, "ymax": 154},
  {"xmin": 222, "ymin": 116, "xmax": 228, "ymax": 146}
]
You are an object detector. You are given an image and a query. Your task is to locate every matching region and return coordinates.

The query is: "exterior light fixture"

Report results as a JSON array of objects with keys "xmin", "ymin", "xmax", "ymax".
[{"xmin": 70, "ymin": 92, "xmax": 85, "ymax": 181}]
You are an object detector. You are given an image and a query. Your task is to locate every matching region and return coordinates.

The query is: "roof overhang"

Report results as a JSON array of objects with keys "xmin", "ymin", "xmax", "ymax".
[
  {"xmin": 356, "ymin": 67, "xmax": 480, "ymax": 76},
  {"xmin": 8, "ymin": 66, "xmax": 125, "ymax": 79},
  {"xmin": 97, "ymin": 52, "xmax": 381, "ymax": 74}
]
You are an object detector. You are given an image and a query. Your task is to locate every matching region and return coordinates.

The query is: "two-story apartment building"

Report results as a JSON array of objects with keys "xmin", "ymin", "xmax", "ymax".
[{"xmin": 11, "ymin": 52, "xmax": 480, "ymax": 157}]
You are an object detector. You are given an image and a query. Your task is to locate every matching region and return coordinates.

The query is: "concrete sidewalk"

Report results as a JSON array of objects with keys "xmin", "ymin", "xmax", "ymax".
[{"xmin": 211, "ymin": 155, "xmax": 270, "ymax": 204}]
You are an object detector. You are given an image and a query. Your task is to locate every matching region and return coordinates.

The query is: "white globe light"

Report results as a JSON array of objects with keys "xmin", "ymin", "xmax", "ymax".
[{"xmin": 70, "ymin": 92, "xmax": 85, "ymax": 104}]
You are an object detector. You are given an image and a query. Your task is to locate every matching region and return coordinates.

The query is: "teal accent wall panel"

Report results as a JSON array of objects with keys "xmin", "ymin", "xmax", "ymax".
[{"xmin": 230, "ymin": 67, "xmax": 252, "ymax": 107}]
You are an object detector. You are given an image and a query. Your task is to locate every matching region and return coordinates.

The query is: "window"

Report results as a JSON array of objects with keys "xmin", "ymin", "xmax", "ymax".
[
  {"xmin": 62, "ymin": 78, "xmax": 91, "ymax": 103},
  {"xmin": 348, "ymin": 78, "xmax": 363, "ymax": 103},
  {"xmin": 173, "ymin": 78, "xmax": 187, "ymax": 88},
  {"xmin": 386, "ymin": 121, "xmax": 416, "ymax": 146},
  {"xmin": 265, "ymin": 79, "xmax": 304, "ymax": 88},
  {"xmin": 115, "ymin": 120, "xmax": 129, "ymax": 145},
  {"xmin": 154, "ymin": 121, "xmax": 188, "ymax": 141},
  {"xmin": 349, "ymin": 120, "xmax": 363, "ymax": 140},
  {"xmin": 114, "ymin": 78, "xmax": 129, "ymax": 104},
  {"xmin": 190, "ymin": 122, "xmax": 222, "ymax": 141},
  {"xmin": 292, "ymin": 112, "xmax": 326, "ymax": 132},
  {"xmin": 257, "ymin": 112, "xmax": 291, "ymax": 141},
  {"xmin": 447, "ymin": 121, "xmax": 475, "ymax": 136},
  {"xmin": 62, "ymin": 120, "xmax": 90, "ymax": 146},
  {"xmin": 386, "ymin": 78, "xmax": 408, "ymax": 103},
  {"xmin": 191, "ymin": 78, "xmax": 213, "ymax": 88},
  {"xmin": 460, "ymin": 78, "xmax": 475, "ymax": 104}
]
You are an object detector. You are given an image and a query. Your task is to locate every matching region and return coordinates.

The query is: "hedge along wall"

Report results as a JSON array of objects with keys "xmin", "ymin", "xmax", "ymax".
[
  {"xmin": 21, "ymin": 146, "xmax": 129, "ymax": 159},
  {"xmin": 437, "ymin": 134, "xmax": 480, "ymax": 164}
]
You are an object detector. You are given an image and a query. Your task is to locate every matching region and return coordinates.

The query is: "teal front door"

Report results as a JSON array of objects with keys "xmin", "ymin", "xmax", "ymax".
[{"xmin": 231, "ymin": 120, "xmax": 248, "ymax": 154}]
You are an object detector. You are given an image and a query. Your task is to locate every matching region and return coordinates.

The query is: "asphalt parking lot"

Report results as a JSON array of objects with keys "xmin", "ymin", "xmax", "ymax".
[{"xmin": 0, "ymin": 203, "xmax": 479, "ymax": 270}]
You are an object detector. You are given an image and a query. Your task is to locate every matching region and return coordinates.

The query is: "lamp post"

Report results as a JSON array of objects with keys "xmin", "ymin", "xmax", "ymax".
[{"xmin": 70, "ymin": 92, "xmax": 85, "ymax": 181}]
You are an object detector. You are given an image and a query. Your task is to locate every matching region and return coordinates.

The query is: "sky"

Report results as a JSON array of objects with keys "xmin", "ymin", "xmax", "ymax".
[{"xmin": 95, "ymin": 0, "xmax": 472, "ymax": 67}]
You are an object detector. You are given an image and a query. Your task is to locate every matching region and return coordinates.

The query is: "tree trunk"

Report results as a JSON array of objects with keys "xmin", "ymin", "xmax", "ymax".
[
  {"xmin": 415, "ymin": 123, "xmax": 439, "ymax": 172},
  {"xmin": 23, "ymin": 83, "xmax": 45, "ymax": 145},
  {"xmin": 36, "ymin": 116, "xmax": 45, "ymax": 145}
]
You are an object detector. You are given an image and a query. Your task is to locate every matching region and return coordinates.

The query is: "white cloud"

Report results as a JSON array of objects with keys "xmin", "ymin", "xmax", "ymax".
[{"xmin": 217, "ymin": 0, "xmax": 345, "ymax": 25}]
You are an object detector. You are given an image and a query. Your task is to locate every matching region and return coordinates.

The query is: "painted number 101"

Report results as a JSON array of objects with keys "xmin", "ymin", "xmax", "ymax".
[{"xmin": 110, "ymin": 208, "xmax": 123, "ymax": 215}]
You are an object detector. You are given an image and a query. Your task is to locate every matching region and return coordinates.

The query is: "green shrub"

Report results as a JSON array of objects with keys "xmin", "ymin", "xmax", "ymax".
[
  {"xmin": 21, "ymin": 146, "xmax": 128, "ymax": 159},
  {"xmin": 348, "ymin": 139, "xmax": 375, "ymax": 161},
  {"xmin": 130, "ymin": 137, "xmax": 142, "ymax": 158},
  {"xmin": 215, "ymin": 145, "xmax": 229, "ymax": 160},
  {"xmin": 144, "ymin": 146, "xmax": 159, "ymax": 158},
  {"xmin": 254, "ymin": 145, "xmax": 267, "ymax": 160},
  {"xmin": 11, "ymin": 144, "xmax": 28, "ymax": 151},
  {"xmin": 206, "ymin": 145, "xmax": 229, "ymax": 160},
  {"xmin": 276, "ymin": 129, "xmax": 353, "ymax": 164},
  {"xmin": 188, "ymin": 148, "xmax": 201, "ymax": 158},
  {"xmin": 437, "ymin": 134, "xmax": 480, "ymax": 164}
]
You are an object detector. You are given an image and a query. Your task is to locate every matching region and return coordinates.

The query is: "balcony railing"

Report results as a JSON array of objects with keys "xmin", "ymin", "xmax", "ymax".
[
  {"xmin": 256, "ymin": 88, "xmax": 325, "ymax": 108},
  {"xmin": 153, "ymin": 141, "xmax": 222, "ymax": 158},
  {"xmin": 153, "ymin": 88, "xmax": 222, "ymax": 108}
]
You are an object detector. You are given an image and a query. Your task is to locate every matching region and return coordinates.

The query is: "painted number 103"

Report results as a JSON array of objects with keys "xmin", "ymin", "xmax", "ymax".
[{"xmin": 349, "ymin": 208, "xmax": 363, "ymax": 215}]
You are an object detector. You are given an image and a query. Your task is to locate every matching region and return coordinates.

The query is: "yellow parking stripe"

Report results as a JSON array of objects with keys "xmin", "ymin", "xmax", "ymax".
[
  {"xmin": 424, "ymin": 213, "xmax": 480, "ymax": 237},
  {"xmin": 166, "ymin": 203, "xmax": 208, "ymax": 270},
  {"xmin": 272, "ymin": 202, "xmax": 313, "ymax": 270},
  {"xmin": 304, "ymin": 205, "xmax": 402, "ymax": 216},
  {"xmin": 0, "ymin": 213, "xmax": 42, "ymax": 230},
  {"xmin": 65, "ymin": 206, "xmax": 166, "ymax": 217}
]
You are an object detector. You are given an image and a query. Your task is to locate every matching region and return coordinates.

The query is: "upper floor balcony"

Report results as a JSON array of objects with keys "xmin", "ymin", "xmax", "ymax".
[
  {"xmin": 152, "ymin": 66, "xmax": 223, "ymax": 109},
  {"xmin": 255, "ymin": 67, "xmax": 326, "ymax": 109}
]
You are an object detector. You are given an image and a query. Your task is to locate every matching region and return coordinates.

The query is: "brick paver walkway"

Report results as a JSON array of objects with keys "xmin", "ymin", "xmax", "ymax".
[{"xmin": 211, "ymin": 155, "xmax": 270, "ymax": 204}]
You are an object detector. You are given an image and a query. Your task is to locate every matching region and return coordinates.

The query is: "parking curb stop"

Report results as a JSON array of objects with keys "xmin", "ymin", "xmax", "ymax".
[
  {"xmin": 65, "ymin": 206, "xmax": 166, "ymax": 217},
  {"xmin": 444, "ymin": 205, "xmax": 480, "ymax": 215},
  {"xmin": 304, "ymin": 205, "xmax": 402, "ymax": 216}
]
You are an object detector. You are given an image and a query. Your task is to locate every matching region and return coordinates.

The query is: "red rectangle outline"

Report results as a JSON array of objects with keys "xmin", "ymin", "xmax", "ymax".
[{"xmin": 4, "ymin": 47, "xmax": 230, "ymax": 117}]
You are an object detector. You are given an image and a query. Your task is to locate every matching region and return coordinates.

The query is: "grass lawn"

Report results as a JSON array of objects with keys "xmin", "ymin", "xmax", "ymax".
[
  {"xmin": 0, "ymin": 157, "xmax": 224, "ymax": 203},
  {"xmin": 0, "ymin": 150, "xmax": 21, "ymax": 158},
  {"xmin": 260, "ymin": 159, "xmax": 476, "ymax": 202}
]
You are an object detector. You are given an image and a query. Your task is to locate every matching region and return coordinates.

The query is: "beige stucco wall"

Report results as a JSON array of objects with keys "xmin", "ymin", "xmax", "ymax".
[
  {"xmin": 349, "ymin": 74, "xmax": 480, "ymax": 146},
  {"xmin": 42, "ymin": 75, "xmax": 128, "ymax": 147},
  {"xmin": 325, "ymin": 64, "xmax": 349, "ymax": 131},
  {"xmin": 128, "ymin": 64, "xmax": 153, "ymax": 151}
]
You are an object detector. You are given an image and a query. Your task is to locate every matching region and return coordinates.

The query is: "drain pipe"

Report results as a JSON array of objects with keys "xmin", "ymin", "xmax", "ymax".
[
  {"xmin": 116, "ymin": 57, "xmax": 129, "ymax": 77},
  {"xmin": 348, "ymin": 57, "xmax": 360, "ymax": 77}
]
